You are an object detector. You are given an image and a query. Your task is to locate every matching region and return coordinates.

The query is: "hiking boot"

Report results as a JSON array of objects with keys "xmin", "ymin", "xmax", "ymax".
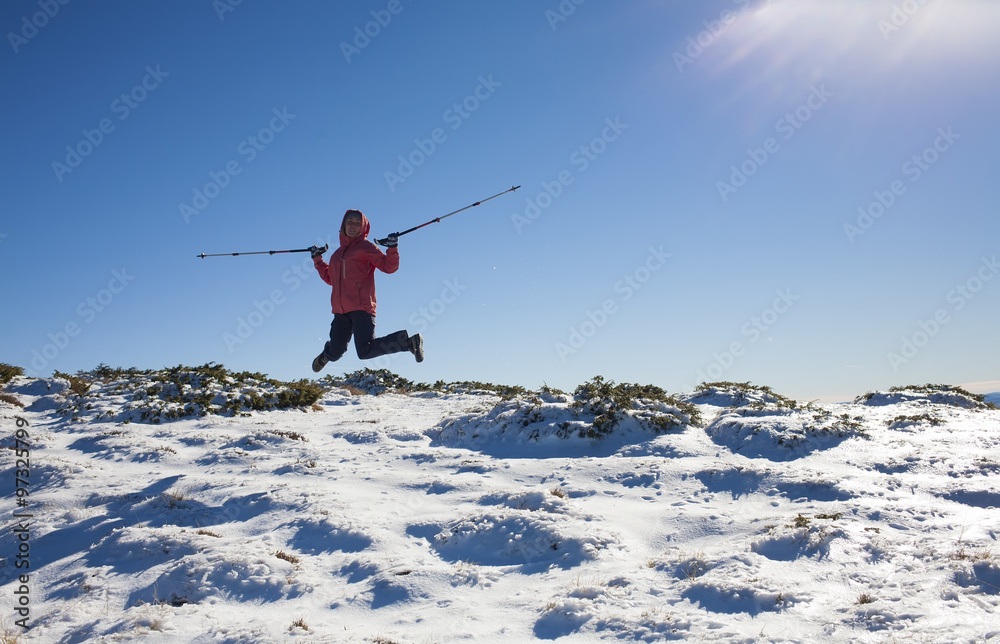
[
  {"xmin": 408, "ymin": 333, "xmax": 424, "ymax": 363},
  {"xmin": 312, "ymin": 351, "xmax": 329, "ymax": 373}
]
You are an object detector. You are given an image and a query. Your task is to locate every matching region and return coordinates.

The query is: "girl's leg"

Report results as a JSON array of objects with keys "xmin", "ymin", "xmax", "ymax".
[
  {"xmin": 349, "ymin": 311, "xmax": 410, "ymax": 360},
  {"xmin": 324, "ymin": 314, "xmax": 354, "ymax": 361}
]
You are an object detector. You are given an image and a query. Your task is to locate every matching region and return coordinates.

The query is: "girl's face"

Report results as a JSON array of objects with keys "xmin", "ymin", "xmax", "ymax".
[{"xmin": 344, "ymin": 215, "xmax": 362, "ymax": 238}]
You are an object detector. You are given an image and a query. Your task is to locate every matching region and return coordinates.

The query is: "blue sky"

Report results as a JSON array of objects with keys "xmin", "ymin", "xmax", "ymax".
[{"xmin": 2, "ymin": 0, "xmax": 998, "ymax": 401}]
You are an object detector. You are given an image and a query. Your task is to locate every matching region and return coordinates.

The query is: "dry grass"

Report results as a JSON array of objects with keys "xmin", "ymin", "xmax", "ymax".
[
  {"xmin": 952, "ymin": 547, "xmax": 993, "ymax": 562},
  {"xmin": 0, "ymin": 627, "xmax": 26, "ymax": 643},
  {"xmin": 274, "ymin": 550, "xmax": 300, "ymax": 565},
  {"xmin": 162, "ymin": 489, "xmax": 189, "ymax": 509},
  {"xmin": 0, "ymin": 393, "xmax": 23, "ymax": 408},
  {"xmin": 270, "ymin": 429, "xmax": 306, "ymax": 441},
  {"xmin": 680, "ymin": 552, "xmax": 709, "ymax": 580}
]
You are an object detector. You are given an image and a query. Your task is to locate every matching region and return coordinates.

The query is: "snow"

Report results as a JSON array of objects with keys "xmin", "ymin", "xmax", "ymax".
[{"xmin": 2, "ymin": 373, "xmax": 1000, "ymax": 643}]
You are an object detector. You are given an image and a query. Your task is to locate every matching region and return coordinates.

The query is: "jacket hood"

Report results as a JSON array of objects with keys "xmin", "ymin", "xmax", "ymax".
[{"xmin": 339, "ymin": 210, "xmax": 370, "ymax": 247}]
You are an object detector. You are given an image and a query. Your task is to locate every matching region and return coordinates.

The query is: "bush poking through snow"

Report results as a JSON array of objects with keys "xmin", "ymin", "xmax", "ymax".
[
  {"xmin": 39, "ymin": 363, "xmax": 326, "ymax": 423},
  {"xmin": 55, "ymin": 370, "xmax": 91, "ymax": 397},
  {"xmin": 686, "ymin": 381, "xmax": 798, "ymax": 410},
  {"xmin": 0, "ymin": 362, "xmax": 24, "ymax": 385},
  {"xmin": 324, "ymin": 369, "xmax": 536, "ymax": 399},
  {"xmin": 888, "ymin": 413, "xmax": 943, "ymax": 429},
  {"xmin": 0, "ymin": 393, "xmax": 24, "ymax": 408},
  {"xmin": 323, "ymin": 368, "xmax": 428, "ymax": 395},
  {"xmin": 273, "ymin": 550, "xmax": 300, "ymax": 565},
  {"xmin": 705, "ymin": 403, "xmax": 869, "ymax": 459},
  {"xmin": 437, "ymin": 380, "xmax": 530, "ymax": 399},
  {"xmin": 571, "ymin": 376, "xmax": 702, "ymax": 437},
  {"xmin": 323, "ymin": 368, "xmax": 525, "ymax": 397},
  {"xmin": 434, "ymin": 376, "xmax": 701, "ymax": 448},
  {"xmin": 856, "ymin": 384, "xmax": 994, "ymax": 409}
]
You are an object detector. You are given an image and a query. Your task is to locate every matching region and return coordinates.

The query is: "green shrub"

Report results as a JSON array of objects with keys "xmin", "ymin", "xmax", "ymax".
[
  {"xmin": 572, "ymin": 375, "xmax": 701, "ymax": 437},
  {"xmin": 888, "ymin": 413, "xmax": 943, "ymax": 428},
  {"xmin": 322, "ymin": 368, "xmax": 430, "ymax": 395},
  {"xmin": 857, "ymin": 383, "xmax": 994, "ymax": 409},
  {"xmin": 892, "ymin": 384, "xmax": 996, "ymax": 409},
  {"xmin": 89, "ymin": 363, "xmax": 147, "ymax": 380},
  {"xmin": 54, "ymin": 371, "xmax": 92, "ymax": 397},
  {"xmin": 695, "ymin": 381, "xmax": 798, "ymax": 410},
  {"xmin": 54, "ymin": 363, "xmax": 333, "ymax": 423},
  {"xmin": 443, "ymin": 380, "xmax": 528, "ymax": 399},
  {"xmin": 0, "ymin": 363, "xmax": 24, "ymax": 385},
  {"xmin": 276, "ymin": 380, "xmax": 323, "ymax": 407},
  {"xmin": 231, "ymin": 370, "xmax": 281, "ymax": 387},
  {"xmin": 890, "ymin": 383, "xmax": 977, "ymax": 397}
]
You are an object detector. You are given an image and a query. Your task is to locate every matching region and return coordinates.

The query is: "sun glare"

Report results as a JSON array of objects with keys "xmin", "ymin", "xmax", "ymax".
[{"xmin": 709, "ymin": 0, "xmax": 1000, "ymax": 85}]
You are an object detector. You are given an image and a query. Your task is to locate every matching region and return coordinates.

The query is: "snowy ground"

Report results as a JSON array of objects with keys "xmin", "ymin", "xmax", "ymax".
[{"xmin": 1, "ymin": 369, "xmax": 999, "ymax": 643}]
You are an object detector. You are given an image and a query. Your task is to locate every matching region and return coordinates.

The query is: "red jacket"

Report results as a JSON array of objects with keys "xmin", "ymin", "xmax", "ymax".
[{"xmin": 313, "ymin": 211, "xmax": 399, "ymax": 315}]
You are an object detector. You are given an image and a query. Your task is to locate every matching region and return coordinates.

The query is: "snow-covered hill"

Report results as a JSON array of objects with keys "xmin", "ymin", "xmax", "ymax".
[{"xmin": 1, "ymin": 367, "xmax": 999, "ymax": 643}]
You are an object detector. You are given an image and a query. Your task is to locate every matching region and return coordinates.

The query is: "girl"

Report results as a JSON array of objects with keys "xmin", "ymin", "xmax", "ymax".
[{"xmin": 310, "ymin": 209, "xmax": 423, "ymax": 372}]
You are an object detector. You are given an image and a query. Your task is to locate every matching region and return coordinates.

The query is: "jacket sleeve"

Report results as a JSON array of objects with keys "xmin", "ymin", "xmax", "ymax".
[
  {"xmin": 313, "ymin": 255, "xmax": 333, "ymax": 285},
  {"xmin": 369, "ymin": 245, "xmax": 399, "ymax": 275}
]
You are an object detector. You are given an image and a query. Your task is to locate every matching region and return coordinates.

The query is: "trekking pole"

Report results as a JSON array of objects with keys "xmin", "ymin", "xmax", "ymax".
[
  {"xmin": 196, "ymin": 244, "xmax": 328, "ymax": 259},
  {"xmin": 374, "ymin": 185, "xmax": 520, "ymax": 246}
]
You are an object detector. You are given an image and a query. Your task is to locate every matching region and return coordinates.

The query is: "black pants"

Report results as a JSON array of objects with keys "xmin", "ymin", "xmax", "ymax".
[{"xmin": 324, "ymin": 311, "xmax": 409, "ymax": 362}]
